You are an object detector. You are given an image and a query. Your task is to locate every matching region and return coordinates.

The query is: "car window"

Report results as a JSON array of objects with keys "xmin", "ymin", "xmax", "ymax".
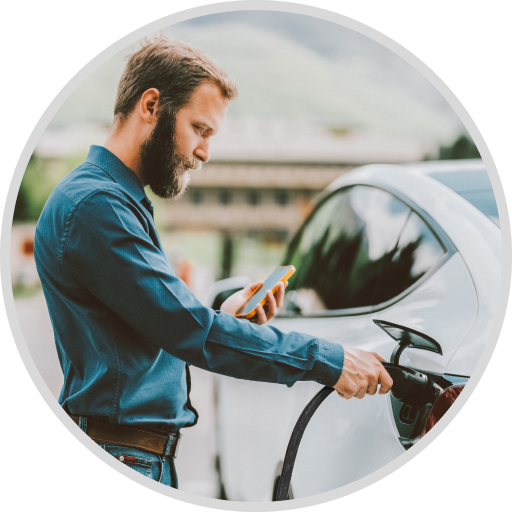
[
  {"xmin": 375, "ymin": 211, "xmax": 446, "ymax": 304},
  {"xmin": 285, "ymin": 186, "xmax": 410, "ymax": 313}
]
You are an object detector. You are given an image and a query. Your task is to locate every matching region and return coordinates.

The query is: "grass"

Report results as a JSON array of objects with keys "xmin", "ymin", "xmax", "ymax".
[{"xmin": 12, "ymin": 284, "xmax": 43, "ymax": 299}]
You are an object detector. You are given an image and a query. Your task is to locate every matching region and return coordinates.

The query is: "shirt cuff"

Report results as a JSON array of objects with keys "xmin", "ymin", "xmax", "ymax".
[{"xmin": 301, "ymin": 338, "xmax": 344, "ymax": 387}]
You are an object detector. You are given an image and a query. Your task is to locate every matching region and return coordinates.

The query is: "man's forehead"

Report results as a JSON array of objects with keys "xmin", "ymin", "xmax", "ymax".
[{"xmin": 181, "ymin": 82, "xmax": 228, "ymax": 130}]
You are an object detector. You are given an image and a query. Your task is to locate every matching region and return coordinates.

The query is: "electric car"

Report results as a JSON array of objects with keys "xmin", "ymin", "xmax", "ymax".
[{"xmin": 205, "ymin": 159, "xmax": 501, "ymax": 502}]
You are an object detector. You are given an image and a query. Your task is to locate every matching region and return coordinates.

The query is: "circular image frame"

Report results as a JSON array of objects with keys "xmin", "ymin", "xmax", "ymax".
[{"xmin": 2, "ymin": 1, "xmax": 510, "ymax": 510}]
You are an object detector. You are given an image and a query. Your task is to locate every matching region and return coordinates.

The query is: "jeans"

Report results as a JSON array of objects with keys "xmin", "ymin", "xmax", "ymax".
[{"xmin": 78, "ymin": 416, "xmax": 178, "ymax": 488}]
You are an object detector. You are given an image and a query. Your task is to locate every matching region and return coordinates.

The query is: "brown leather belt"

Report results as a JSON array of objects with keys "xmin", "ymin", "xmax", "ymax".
[{"xmin": 69, "ymin": 414, "xmax": 182, "ymax": 458}]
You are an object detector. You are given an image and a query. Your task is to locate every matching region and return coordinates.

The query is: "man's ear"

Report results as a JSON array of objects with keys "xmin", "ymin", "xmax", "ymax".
[{"xmin": 139, "ymin": 88, "xmax": 160, "ymax": 124}]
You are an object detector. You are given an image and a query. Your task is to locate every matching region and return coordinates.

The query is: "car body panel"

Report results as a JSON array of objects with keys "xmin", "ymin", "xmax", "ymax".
[
  {"xmin": 212, "ymin": 160, "xmax": 501, "ymax": 500},
  {"xmin": 216, "ymin": 376, "xmax": 295, "ymax": 501},
  {"xmin": 216, "ymin": 253, "xmax": 478, "ymax": 500},
  {"xmin": 289, "ymin": 384, "xmax": 404, "ymax": 498}
]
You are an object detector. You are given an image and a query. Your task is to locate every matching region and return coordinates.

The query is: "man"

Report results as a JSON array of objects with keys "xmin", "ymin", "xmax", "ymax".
[{"xmin": 34, "ymin": 36, "xmax": 392, "ymax": 489}]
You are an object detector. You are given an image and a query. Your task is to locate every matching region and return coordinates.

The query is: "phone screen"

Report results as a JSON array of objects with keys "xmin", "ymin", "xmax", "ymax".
[{"xmin": 240, "ymin": 266, "xmax": 293, "ymax": 315}]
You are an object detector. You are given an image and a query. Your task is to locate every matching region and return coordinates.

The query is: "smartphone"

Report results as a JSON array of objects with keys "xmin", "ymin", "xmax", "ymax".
[{"xmin": 235, "ymin": 265, "xmax": 295, "ymax": 319}]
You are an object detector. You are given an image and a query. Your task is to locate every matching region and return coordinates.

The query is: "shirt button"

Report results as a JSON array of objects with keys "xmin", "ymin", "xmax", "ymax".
[{"xmin": 119, "ymin": 456, "xmax": 125, "ymax": 462}]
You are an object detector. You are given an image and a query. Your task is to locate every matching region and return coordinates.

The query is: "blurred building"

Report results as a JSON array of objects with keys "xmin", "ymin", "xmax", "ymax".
[
  {"xmin": 159, "ymin": 121, "xmax": 428, "ymax": 236},
  {"xmin": 13, "ymin": 121, "xmax": 428, "ymax": 286}
]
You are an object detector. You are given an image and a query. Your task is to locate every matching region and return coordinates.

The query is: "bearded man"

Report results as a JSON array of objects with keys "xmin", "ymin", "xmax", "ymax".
[{"xmin": 34, "ymin": 37, "xmax": 392, "ymax": 489}]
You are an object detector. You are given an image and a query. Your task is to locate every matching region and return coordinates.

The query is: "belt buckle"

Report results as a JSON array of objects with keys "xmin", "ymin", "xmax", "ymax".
[{"xmin": 174, "ymin": 432, "xmax": 183, "ymax": 459}]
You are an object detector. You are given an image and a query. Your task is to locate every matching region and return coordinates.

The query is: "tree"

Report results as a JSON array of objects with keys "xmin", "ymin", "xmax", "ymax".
[
  {"xmin": 439, "ymin": 135, "xmax": 481, "ymax": 160},
  {"xmin": 13, "ymin": 183, "xmax": 30, "ymax": 221}
]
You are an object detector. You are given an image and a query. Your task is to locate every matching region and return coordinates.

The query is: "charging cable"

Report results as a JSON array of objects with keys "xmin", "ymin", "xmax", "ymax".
[{"xmin": 273, "ymin": 362, "xmax": 440, "ymax": 501}]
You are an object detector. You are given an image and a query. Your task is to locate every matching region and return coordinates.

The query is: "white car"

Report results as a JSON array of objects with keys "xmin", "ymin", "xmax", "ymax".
[{"xmin": 206, "ymin": 159, "xmax": 501, "ymax": 502}]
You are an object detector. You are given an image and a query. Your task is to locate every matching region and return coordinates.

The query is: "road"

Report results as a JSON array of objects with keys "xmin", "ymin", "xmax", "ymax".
[{"xmin": 14, "ymin": 291, "xmax": 220, "ymax": 498}]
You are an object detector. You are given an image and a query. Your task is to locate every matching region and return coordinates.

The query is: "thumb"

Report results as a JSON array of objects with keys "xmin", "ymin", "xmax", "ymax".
[{"xmin": 243, "ymin": 281, "xmax": 263, "ymax": 297}]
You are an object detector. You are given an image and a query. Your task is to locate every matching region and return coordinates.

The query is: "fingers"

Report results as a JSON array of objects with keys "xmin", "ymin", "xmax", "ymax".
[
  {"xmin": 370, "ymin": 352, "xmax": 385, "ymax": 362},
  {"xmin": 264, "ymin": 289, "xmax": 277, "ymax": 319},
  {"xmin": 259, "ymin": 283, "xmax": 285, "ymax": 323},
  {"xmin": 245, "ymin": 281, "xmax": 263, "ymax": 296},
  {"xmin": 274, "ymin": 282, "xmax": 285, "ymax": 308},
  {"xmin": 354, "ymin": 387, "xmax": 367, "ymax": 399},
  {"xmin": 250, "ymin": 304, "xmax": 267, "ymax": 325},
  {"xmin": 378, "ymin": 365, "xmax": 393, "ymax": 394},
  {"xmin": 333, "ymin": 348, "xmax": 393, "ymax": 400},
  {"xmin": 366, "ymin": 376, "xmax": 379, "ymax": 396},
  {"xmin": 246, "ymin": 281, "xmax": 287, "ymax": 325}
]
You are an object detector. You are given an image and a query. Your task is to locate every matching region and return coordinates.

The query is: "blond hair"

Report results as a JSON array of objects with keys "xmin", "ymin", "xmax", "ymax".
[{"xmin": 114, "ymin": 36, "xmax": 237, "ymax": 122}]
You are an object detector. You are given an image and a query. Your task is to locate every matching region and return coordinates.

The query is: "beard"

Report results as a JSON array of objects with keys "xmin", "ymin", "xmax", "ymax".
[{"xmin": 139, "ymin": 108, "xmax": 202, "ymax": 199}]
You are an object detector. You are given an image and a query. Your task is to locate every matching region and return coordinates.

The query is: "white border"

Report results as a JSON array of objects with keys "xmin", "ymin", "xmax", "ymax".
[{"xmin": 0, "ymin": 0, "xmax": 512, "ymax": 511}]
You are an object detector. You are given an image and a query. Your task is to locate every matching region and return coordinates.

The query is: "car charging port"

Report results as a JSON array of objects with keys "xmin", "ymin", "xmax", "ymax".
[
  {"xmin": 399, "ymin": 404, "xmax": 418, "ymax": 424},
  {"xmin": 382, "ymin": 363, "xmax": 444, "ymax": 449}
]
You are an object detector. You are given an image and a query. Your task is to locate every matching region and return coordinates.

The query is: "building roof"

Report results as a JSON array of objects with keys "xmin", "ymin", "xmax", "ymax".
[
  {"xmin": 35, "ymin": 121, "xmax": 430, "ymax": 164},
  {"xmin": 209, "ymin": 121, "xmax": 429, "ymax": 164},
  {"xmin": 189, "ymin": 164, "xmax": 350, "ymax": 189}
]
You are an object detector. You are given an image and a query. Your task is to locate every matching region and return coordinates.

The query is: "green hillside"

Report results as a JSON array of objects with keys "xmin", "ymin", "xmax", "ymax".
[{"xmin": 49, "ymin": 22, "xmax": 461, "ymax": 143}]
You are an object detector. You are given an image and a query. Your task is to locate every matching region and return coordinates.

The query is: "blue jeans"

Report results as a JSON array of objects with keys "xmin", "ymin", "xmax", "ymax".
[{"xmin": 78, "ymin": 416, "xmax": 178, "ymax": 488}]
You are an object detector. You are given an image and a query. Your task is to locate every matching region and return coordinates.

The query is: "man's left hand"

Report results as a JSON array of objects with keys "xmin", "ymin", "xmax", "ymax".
[{"xmin": 220, "ymin": 281, "xmax": 287, "ymax": 325}]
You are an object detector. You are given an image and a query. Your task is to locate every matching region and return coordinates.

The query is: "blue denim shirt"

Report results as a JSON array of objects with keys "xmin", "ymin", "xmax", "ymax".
[{"xmin": 34, "ymin": 146, "xmax": 344, "ymax": 432}]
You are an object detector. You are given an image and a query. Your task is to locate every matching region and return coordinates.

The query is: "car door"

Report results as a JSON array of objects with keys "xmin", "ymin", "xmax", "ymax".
[
  {"xmin": 215, "ymin": 184, "xmax": 478, "ymax": 501},
  {"xmin": 270, "ymin": 185, "xmax": 477, "ymax": 498}
]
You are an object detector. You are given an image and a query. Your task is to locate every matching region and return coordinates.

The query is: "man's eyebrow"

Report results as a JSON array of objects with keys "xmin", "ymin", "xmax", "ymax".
[
  {"xmin": 193, "ymin": 121, "xmax": 215, "ymax": 133},
  {"xmin": 194, "ymin": 116, "xmax": 223, "ymax": 134},
  {"xmin": 194, "ymin": 120, "xmax": 214, "ymax": 132}
]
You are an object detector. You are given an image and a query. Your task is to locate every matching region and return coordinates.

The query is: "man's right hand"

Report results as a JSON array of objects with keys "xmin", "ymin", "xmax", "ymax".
[{"xmin": 333, "ymin": 347, "xmax": 393, "ymax": 400}]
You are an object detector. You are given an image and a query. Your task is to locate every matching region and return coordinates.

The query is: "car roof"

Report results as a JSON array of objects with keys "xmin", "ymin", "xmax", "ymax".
[
  {"xmin": 324, "ymin": 158, "xmax": 499, "ymax": 227},
  {"xmin": 326, "ymin": 159, "xmax": 489, "ymax": 198}
]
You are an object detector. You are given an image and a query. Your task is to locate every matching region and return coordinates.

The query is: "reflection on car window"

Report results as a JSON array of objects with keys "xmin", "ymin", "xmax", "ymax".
[
  {"xmin": 286, "ymin": 186, "xmax": 410, "ymax": 313},
  {"xmin": 375, "ymin": 211, "xmax": 445, "ymax": 304}
]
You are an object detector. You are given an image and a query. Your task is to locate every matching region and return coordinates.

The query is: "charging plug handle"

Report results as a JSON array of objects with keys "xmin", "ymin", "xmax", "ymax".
[{"xmin": 382, "ymin": 362, "xmax": 437, "ymax": 406}]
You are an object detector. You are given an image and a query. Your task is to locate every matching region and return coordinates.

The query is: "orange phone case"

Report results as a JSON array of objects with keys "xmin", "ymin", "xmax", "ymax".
[{"xmin": 235, "ymin": 265, "xmax": 295, "ymax": 319}]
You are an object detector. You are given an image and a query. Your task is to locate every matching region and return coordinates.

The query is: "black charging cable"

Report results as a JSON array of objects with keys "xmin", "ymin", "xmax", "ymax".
[
  {"xmin": 273, "ymin": 385, "xmax": 335, "ymax": 500},
  {"xmin": 273, "ymin": 362, "xmax": 439, "ymax": 501}
]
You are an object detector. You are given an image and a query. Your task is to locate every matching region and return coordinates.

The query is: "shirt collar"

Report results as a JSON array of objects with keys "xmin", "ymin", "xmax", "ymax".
[{"xmin": 85, "ymin": 145, "xmax": 150, "ymax": 205}]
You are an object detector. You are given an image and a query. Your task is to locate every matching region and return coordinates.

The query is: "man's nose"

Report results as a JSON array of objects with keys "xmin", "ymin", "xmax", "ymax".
[{"xmin": 194, "ymin": 139, "xmax": 210, "ymax": 164}]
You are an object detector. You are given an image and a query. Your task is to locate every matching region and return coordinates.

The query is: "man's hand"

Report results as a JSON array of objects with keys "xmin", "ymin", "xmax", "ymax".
[
  {"xmin": 220, "ymin": 281, "xmax": 287, "ymax": 325},
  {"xmin": 333, "ymin": 347, "xmax": 393, "ymax": 399}
]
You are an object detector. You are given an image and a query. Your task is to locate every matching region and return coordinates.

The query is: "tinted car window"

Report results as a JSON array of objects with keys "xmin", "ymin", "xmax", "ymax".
[
  {"xmin": 376, "ymin": 211, "xmax": 446, "ymax": 304},
  {"xmin": 286, "ymin": 186, "xmax": 410, "ymax": 313}
]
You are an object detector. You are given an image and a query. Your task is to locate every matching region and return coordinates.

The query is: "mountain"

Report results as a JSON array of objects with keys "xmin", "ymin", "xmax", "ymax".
[
  {"xmin": 48, "ymin": 14, "xmax": 464, "ymax": 144},
  {"xmin": 165, "ymin": 22, "xmax": 462, "ymax": 142},
  {"xmin": 180, "ymin": 11, "xmax": 457, "ymax": 116}
]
